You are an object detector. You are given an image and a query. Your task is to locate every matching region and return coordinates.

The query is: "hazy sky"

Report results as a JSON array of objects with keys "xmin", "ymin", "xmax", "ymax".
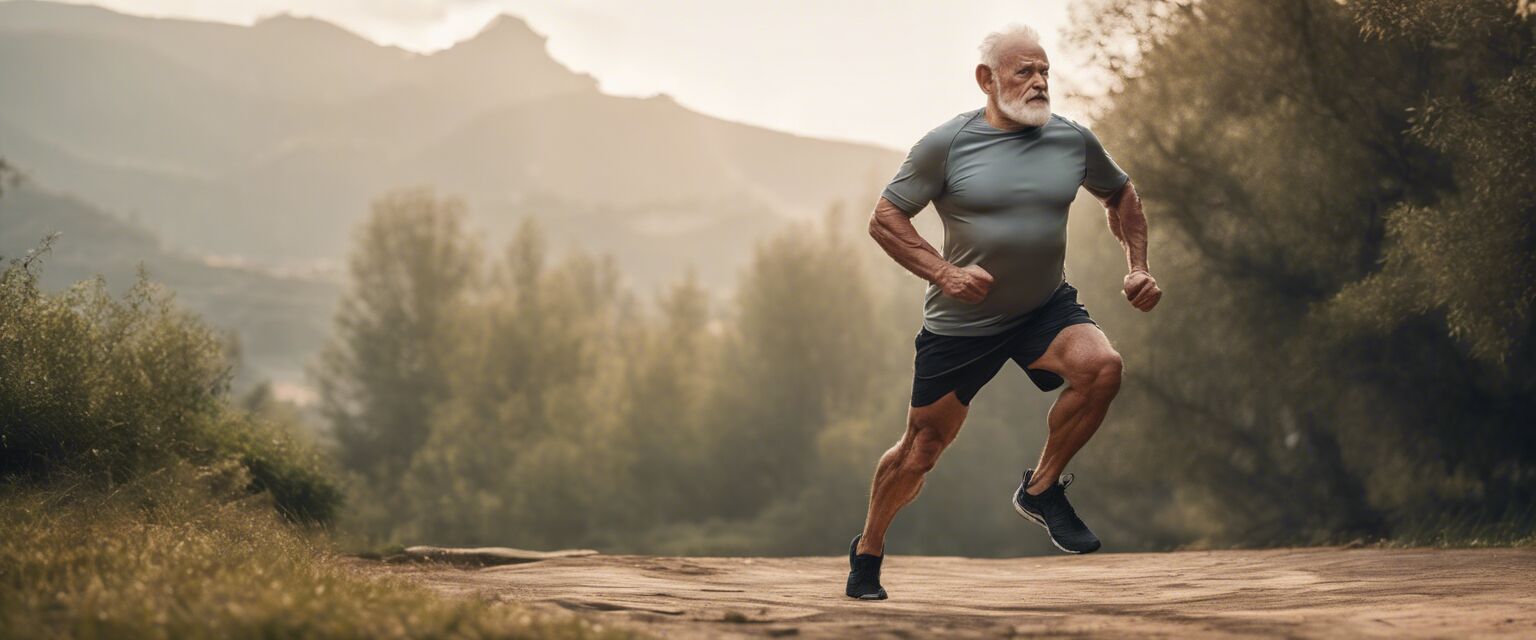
[{"xmin": 47, "ymin": 0, "xmax": 1102, "ymax": 150}]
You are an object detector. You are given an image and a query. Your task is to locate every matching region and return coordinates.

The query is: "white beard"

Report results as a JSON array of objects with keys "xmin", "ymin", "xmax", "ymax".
[{"xmin": 998, "ymin": 91, "xmax": 1051, "ymax": 127}]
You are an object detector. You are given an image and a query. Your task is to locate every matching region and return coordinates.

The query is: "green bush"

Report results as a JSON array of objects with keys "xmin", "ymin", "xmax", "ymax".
[{"xmin": 0, "ymin": 240, "xmax": 341, "ymax": 523}]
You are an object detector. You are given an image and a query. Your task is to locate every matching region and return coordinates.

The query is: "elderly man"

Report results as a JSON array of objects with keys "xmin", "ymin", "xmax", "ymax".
[{"xmin": 846, "ymin": 24, "xmax": 1161, "ymax": 600}]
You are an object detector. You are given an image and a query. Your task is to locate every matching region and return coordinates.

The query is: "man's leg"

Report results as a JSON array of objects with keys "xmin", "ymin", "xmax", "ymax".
[
  {"xmin": 856, "ymin": 390, "xmax": 969, "ymax": 556},
  {"xmin": 1021, "ymin": 323, "xmax": 1123, "ymax": 495}
]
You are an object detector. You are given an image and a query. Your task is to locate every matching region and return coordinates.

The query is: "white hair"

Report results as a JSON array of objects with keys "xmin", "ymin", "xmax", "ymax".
[{"xmin": 978, "ymin": 23, "xmax": 1042, "ymax": 70}]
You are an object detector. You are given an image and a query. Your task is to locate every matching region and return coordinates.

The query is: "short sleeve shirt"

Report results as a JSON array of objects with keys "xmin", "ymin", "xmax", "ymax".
[{"xmin": 881, "ymin": 108, "xmax": 1129, "ymax": 336}]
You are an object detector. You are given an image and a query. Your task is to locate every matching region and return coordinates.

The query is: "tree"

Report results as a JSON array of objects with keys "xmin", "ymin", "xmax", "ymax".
[
  {"xmin": 393, "ymin": 216, "xmax": 634, "ymax": 546},
  {"xmin": 312, "ymin": 188, "xmax": 479, "ymax": 495},
  {"xmin": 1063, "ymin": 0, "xmax": 1535, "ymax": 544},
  {"xmin": 702, "ymin": 205, "xmax": 891, "ymax": 516},
  {"xmin": 1334, "ymin": 0, "xmax": 1536, "ymax": 363}
]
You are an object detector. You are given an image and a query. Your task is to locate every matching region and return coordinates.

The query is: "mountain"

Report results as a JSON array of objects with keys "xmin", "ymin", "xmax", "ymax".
[{"xmin": 0, "ymin": 1, "xmax": 902, "ymax": 277}]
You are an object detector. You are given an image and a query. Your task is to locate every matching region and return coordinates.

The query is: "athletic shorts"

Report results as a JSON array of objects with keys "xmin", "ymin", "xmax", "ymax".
[{"xmin": 910, "ymin": 281, "xmax": 1097, "ymax": 408}]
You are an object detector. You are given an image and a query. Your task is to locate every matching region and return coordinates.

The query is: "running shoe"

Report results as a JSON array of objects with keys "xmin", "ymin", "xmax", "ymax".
[
  {"xmin": 845, "ymin": 533, "xmax": 888, "ymax": 599},
  {"xmin": 1012, "ymin": 469, "xmax": 1101, "ymax": 554}
]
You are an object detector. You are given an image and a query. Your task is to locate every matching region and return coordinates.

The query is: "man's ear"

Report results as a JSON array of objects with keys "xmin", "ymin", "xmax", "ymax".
[{"xmin": 975, "ymin": 64, "xmax": 995, "ymax": 97}]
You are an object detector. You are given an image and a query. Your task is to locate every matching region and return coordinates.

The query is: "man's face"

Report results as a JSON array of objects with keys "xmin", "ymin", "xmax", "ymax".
[{"xmin": 983, "ymin": 41, "xmax": 1051, "ymax": 127}]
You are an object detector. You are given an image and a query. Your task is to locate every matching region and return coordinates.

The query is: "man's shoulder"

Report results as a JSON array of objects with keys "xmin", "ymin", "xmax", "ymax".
[
  {"xmin": 903, "ymin": 109, "xmax": 982, "ymax": 165},
  {"xmin": 921, "ymin": 108, "xmax": 984, "ymax": 141},
  {"xmin": 954, "ymin": 107, "xmax": 986, "ymax": 122},
  {"xmin": 1050, "ymin": 113, "xmax": 1089, "ymax": 137},
  {"xmin": 1050, "ymin": 114, "xmax": 1117, "ymax": 149}
]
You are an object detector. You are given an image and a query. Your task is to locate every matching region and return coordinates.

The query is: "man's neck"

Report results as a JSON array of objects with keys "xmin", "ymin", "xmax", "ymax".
[{"xmin": 983, "ymin": 102, "xmax": 1029, "ymax": 131}]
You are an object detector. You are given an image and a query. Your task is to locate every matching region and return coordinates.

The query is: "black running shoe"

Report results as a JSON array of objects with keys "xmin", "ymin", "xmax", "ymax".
[
  {"xmin": 1012, "ymin": 469, "xmax": 1101, "ymax": 554},
  {"xmin": 845, "ymin": 533, "xmax": 888, "ymax": 600}
]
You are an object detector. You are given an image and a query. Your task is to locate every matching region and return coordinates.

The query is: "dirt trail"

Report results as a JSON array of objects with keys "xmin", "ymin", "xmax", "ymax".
[{"xmin": 361, "ymin": 547, "xmax": 1536, "ymax": 638}]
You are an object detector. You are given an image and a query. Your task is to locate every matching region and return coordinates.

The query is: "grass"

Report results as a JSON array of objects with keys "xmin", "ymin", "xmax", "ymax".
[
  {"xmin": 1372, "ymin": 506, "xmax": 1536, "ymax": 549},
  {"xmin": 0, "ymin": 465, "xmax": 643, "ymax": 640}
]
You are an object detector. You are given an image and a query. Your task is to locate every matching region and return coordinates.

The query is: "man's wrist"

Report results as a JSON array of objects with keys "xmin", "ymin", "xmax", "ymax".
[
  {"xmin": 927, "ymin": 262, "xmax": 955, "ymax": 285},
  {"xmin": 1128, "ymin": 266, "xmax": 1150, "ymax": 275}
]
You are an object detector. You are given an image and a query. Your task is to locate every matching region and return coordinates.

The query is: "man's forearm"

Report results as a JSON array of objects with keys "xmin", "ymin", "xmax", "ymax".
[
  {"xmin": 1104, "ymin": 182, "xmax": 1149, "ymax": 273},
  {"xmin": 867, "ymin": 197, "xmax": 950, "ymax": 283}
]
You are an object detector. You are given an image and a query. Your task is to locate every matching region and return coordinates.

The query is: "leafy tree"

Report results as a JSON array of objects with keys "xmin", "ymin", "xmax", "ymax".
[
  {"xmin": 701, "ymin": 206, "xmax": 891, "ymax": 516},
  {"xmin": 610, "ymin": 267, "xmax": 719, "ymax": 529},
  {"xmin": 393, "ymin": 217, "xmax": 632, "ymax": 546},
  {"xmin": 1064, "ymin": 0, "xmax": 1535, "ymax": 544},
  {"xmin": 1335, "ymin": 0, "xmax": 1536, "ymax": 363},
  {"xmin": 312, "ymin": 187, "xmax": 479, "ymax": 496}
]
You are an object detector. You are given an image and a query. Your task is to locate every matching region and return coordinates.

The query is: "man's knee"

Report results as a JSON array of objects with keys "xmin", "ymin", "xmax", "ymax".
[
  {"xmin": 900, "ymin": 421, "xmax": 950, "ymax": 475},
  {"xmin": 1067, "ymin": 349, "xmax": 1123, "ymax": 395}
]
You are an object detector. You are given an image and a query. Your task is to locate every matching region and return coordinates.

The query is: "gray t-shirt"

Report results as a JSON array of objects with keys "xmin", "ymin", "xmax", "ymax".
[{"xmin": 881, "ymin": 108, "xmax": 1129, "ymax": 336}]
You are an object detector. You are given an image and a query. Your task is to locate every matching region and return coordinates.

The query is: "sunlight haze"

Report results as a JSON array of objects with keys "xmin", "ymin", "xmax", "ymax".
[{"xmin": 40, "ymin": 0, "xmax": 1089, "ymax": 149}]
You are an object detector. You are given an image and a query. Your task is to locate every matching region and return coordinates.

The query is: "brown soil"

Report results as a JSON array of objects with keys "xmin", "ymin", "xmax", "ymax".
[{"xmin": 360, "ymin": 546, "xmax": 1536, "ymax": 638}]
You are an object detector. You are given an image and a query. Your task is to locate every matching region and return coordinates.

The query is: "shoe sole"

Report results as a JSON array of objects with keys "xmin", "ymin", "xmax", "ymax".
[{"xmin": 1012, "ymin": 482, "xmax": 1100, "ymax": 555}]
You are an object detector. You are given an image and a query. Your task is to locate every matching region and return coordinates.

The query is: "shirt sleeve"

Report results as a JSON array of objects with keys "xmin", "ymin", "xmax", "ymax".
[
  {"xmin": 880, "ymin": 122, "xmax": 955, "ymax": 216},
  {"xmin": 1079, "ymin": 122, "xmax": 1131, "ymax": 198}
]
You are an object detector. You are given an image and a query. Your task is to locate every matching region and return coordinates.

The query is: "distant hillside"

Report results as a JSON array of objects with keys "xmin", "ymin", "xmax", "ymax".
[
  {"xmin": 0, "ymin": 0, "xmax": 902, "ymax": 274},
  {"xmin": 0, "ymin": 180, "xmax": 337, "ymax": 392}
]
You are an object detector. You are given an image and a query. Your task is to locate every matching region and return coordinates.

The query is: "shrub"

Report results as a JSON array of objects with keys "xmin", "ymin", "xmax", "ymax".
[{"xmin": 0, "ymin": 240, "xmax": 341, "ymax": 523}]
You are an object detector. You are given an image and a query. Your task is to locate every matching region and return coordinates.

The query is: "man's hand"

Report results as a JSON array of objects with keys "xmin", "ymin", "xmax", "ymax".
[
  {"xmin": 1123, "ymin": 269, "xmax": 1161, "ymax": 312},
  {"xmin": 937, "ymin": 263, "xmax": 994, "ymax": 303}
]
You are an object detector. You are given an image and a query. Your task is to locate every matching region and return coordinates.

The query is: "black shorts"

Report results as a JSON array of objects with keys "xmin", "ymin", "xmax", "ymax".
[{"xmin": 910, "ymin": 281, "xmax": 1097, "ymax": 408}]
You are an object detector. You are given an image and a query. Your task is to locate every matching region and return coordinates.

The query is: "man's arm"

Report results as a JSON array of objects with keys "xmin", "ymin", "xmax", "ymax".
[
  {"xmin": 1097, "ymin": 180, "xmax": 1161, "ymax": 312},
  {"xmin": 867, "ymin": 197, "xmax": 992, "ymax": 304}
]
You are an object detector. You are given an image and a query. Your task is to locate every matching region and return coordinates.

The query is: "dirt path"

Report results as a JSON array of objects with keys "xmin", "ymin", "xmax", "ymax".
[{"xmin": 362, "ymin": 547, "xmax": 1536, "ymax": 638}]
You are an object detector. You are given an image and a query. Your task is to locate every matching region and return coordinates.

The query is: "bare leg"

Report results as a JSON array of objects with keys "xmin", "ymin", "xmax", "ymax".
[
  {"xmin": 856, "ymin": 391, "xmax": 969, "ymax": 555},
  {"xmin": 1021, "ymin": 323, "xmax": 1123, "ymax": 495}
]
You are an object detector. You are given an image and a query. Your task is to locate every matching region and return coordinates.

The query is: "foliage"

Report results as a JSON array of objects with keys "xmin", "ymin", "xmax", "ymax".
[
  {"xmin": 1062, "ymin": 0, "xmax": 1536, "ymax": 545},
  {"xmin": 1336, "ymin": 0, "xmax": 1536, "ymax": 363},
  {"xmin": 0, "ymin": 239, "xmax": 341, "ymax": 524}
]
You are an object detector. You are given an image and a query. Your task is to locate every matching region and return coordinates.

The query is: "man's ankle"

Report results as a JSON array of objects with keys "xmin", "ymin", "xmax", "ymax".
[
  {"xmin": 856, "ymin": 537, "xmax": 885, "ymax": 556},
  {"xmin": 1024, "ymin": 474, "xmax": 1056, "ymax": 496}
]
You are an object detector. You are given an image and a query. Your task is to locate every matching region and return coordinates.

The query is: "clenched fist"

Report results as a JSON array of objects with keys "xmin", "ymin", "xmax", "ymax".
[
  {"xmin": 1123, "ymin": 269, "xmax": 1162, "ymax": 311},
  {"xmin": 937, "ymin": 263, "xmax": 994, "ymax": 304}
]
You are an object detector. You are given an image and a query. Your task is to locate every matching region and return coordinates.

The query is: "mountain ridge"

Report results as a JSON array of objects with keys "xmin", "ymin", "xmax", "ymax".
[{"xmin": 0, "ymin": 0, "xmax": 899, "ymax": 264}]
